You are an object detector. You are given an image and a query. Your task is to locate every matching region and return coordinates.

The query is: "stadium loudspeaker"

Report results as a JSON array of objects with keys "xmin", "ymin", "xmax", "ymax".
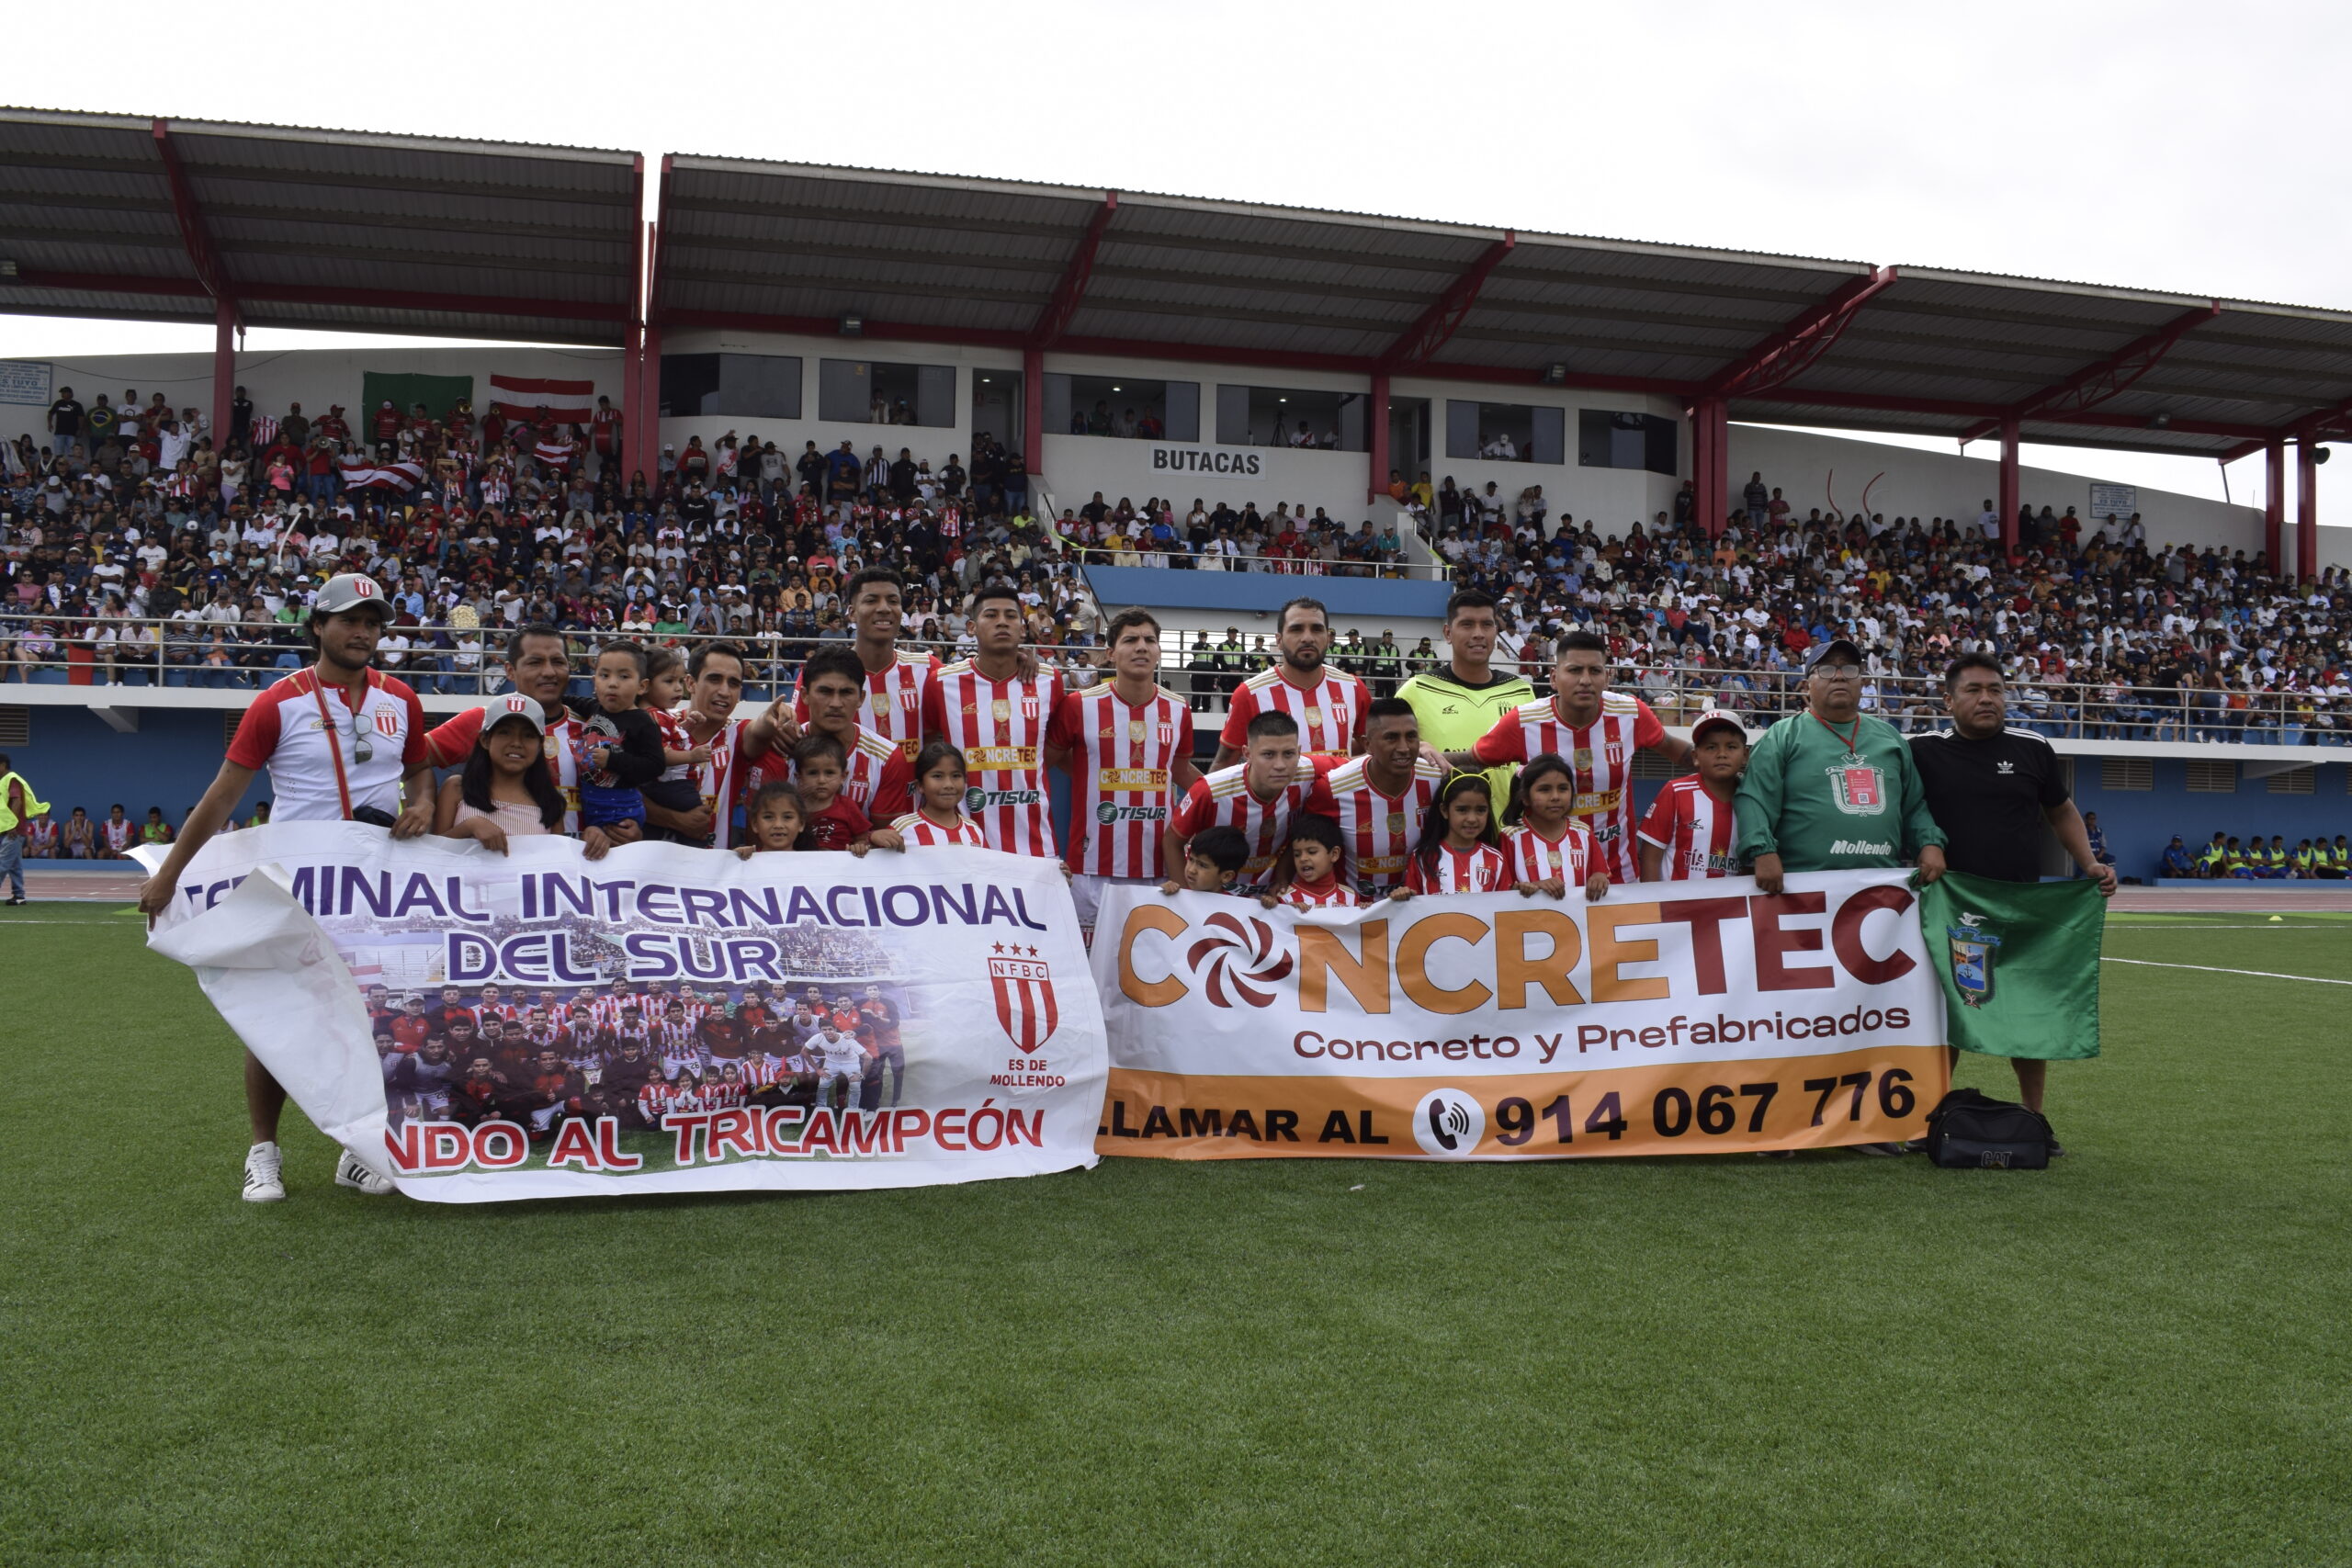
[{"xmin": 1541, "ymin": 363, "xmax": 1568, "ymax": 384}]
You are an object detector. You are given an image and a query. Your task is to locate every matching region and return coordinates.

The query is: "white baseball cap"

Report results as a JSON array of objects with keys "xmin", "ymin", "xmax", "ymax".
[
  {"xmin": 481, "ymin": 693, "xmax": 548, "ymax": 736},
  {"xmin": 1690, "ymin": 708, "xmax": 1749, "ymax": 745},
  {"xmin": 312, "ymin": 572, "xmax": 390, "ymax": 617}
]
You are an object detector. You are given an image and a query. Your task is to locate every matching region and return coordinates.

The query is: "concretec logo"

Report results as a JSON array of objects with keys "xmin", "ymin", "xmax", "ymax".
[{"xmin": 1182, "ymin": 910, "xmax": 1295, "ymax": 1007}]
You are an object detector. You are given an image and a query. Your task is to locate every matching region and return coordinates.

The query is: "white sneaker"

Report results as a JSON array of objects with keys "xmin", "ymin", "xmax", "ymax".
[
  {"xmin": 243, "ymin": 1141, "xmax": 285, "ymax": 1203},
  {"xmin": 334, "ymin": 1148, "xmax": 396, "ymax": 1196}
]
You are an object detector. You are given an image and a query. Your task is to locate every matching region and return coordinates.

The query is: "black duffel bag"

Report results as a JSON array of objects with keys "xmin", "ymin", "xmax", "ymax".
[{"xmin": 1921, "ymin": 1089, "xmax": 2053, "ymax": 1170}]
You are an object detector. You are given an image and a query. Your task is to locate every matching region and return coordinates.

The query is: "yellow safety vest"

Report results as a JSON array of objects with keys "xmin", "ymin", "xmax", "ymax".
[{"xmin": 0, "ymin": 771, "xmax": 49, "ymax": 834}]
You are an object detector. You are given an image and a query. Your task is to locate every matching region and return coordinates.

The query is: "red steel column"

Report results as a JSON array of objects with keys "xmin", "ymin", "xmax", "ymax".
[
  {"xmin": 2295, "ymin": 435, "xmax": 2318, "ymax": 584},
  {"xmin": 1367, "ymin": 371, "xmax": 1391, "ymax": 504},
  {"xmin": 1022, "ymin": 344, "xmax": 1044, "ymax": 477},
  {"xmin": 1691, "ymin": 396, "xmax": 1727, "ymax": 537},
  {"xmin": 638, "ymin": 322, "xmax": 661, "ymax": 484},
  {"xmin": 1998, "ymin": 413, "xmax": 2021, "ymax": 558},
  {"xmin": 211, "ymin": 299, "xmax": 234, "ymax": 448},
  {"xmin": 2264, "ymin": 439, "xmax": 2286, "ymax": 576}
]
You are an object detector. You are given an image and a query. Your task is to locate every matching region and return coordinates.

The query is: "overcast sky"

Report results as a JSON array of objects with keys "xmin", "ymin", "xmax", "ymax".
[{"xmin": 10, "ymin": 0, "xmax": 2347, "ymax": 507}]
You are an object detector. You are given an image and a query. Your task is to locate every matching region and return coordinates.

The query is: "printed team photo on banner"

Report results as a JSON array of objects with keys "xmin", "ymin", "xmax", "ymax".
[{"xmin": 140, "ymin": 823, "xmax": 1107, "ymax": 1201}]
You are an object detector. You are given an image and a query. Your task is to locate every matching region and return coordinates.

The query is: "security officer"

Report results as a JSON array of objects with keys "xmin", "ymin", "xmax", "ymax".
[{"xmin": 0, "ymin": 751, "xmax": 49, "ymax": 905}]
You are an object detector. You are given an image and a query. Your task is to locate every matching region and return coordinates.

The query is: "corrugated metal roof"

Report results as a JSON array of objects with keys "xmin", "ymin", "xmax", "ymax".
[
  {"xmin": 0, "ymin": 107, "xmax": 639, "ymax": 344},
  {"xmin": 9, "ymin": 114, "xmax": 2352, "ymax": 459}
]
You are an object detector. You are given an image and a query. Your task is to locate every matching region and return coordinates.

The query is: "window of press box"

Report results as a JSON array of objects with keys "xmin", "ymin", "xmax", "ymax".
[
  {"xmin": 1444, "ymin": 400, "xmax": 1565, "ymax": 463},
  {"xmin": 1214, "ymin": 385, "xmax": 1369, "ymax": 450},
  {"xmin": 816, "ymin": 358, "xmax": 956, "ymax": 427},
  {"xmin": 1577, "ymin": 410, "xmax": 1679, "ymax": 476},
  {"xmin": 658, "ymin": 353, "xmax": 803, "ymax": 419},
  {"xmin": 1042, "ymin": 374, "xmax": 1199, "ymax": 442}
]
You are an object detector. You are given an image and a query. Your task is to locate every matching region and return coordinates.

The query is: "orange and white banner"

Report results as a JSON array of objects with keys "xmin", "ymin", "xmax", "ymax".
[{"xmin": 1091, "ymin": 871, "xmax": 1949, "ymax": 1159}]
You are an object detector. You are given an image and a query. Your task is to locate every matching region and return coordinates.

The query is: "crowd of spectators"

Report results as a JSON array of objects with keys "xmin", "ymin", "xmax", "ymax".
[
  {"xmin": 0, "ymin": 386, "xmax": 1104, "ymax": 690},
  {"xmin": 1411, "ymin": 473, "xmax": 2352, "ymax": 744},
  {"xmin": 1055, "ymin": 491, "xmax": 1410, "ymax": 575}
]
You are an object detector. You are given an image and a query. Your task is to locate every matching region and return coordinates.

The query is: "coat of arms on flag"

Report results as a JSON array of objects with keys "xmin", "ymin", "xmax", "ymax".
[
  {"xmin": 989, "ymin": 951, "xmax": 1059, "ymax": 1055},
  {"xmin": 1944, "ymin": 912, "xmax": 2002, "ymax": 1008}
]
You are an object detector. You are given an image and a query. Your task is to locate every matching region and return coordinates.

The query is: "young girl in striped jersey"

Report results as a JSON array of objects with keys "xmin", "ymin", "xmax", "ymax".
[
  {"xmin": 884, "ymin": 741, "xmax": 990, "ymax": 849},
  {"xmin": 1394, "ymin": 773, "xmax": 1508, "ymax": 897},
  {"xmin": 1261, "ymin": 812, "xmax": 1358, "ymax": 910},
  {"xmin": 1503, "ymin": 753, "xmax": 1610, "ymax": 902},
  {"xmin": 734, "ymin": 781, "xmax": 812, "ymax": 859}
]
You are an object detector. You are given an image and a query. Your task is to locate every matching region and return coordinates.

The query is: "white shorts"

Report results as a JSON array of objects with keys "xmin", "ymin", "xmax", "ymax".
[{"xmin": 1069, "ymin": 874, "xmax": 1156, "ymax": 929}]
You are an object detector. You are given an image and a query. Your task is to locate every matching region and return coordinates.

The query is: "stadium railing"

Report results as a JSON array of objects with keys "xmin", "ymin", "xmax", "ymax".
[{"xmin": 2, "ymin": 613, "xmax": 2344, "ymax": 747}]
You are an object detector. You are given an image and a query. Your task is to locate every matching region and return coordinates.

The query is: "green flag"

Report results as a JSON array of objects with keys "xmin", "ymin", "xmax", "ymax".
[{"xmin": 1917, "ymin": 871, "xmax": 2106, "ymax": 1060}]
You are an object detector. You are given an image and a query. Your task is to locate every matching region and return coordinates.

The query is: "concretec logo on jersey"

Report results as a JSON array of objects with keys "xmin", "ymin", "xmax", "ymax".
[
  {"xmin": 1182, "ymin": 910, "xmax": 1295, "ymax": 1007},
  {"xmin": 1411, "ymin": 1089, "xmax": 1485, "ymax": 1157}
]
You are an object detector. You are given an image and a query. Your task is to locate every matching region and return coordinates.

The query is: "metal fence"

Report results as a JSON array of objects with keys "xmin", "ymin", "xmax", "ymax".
[{"xmin": 1, "ymin": 613, "xmax": 2345, "ymax": 747}]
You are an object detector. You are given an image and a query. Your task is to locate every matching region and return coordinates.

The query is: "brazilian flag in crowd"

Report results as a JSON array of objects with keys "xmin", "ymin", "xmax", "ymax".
[{"xmin": 1917, "ymin": 872, "xmax": 2107, "ymax": 1060}]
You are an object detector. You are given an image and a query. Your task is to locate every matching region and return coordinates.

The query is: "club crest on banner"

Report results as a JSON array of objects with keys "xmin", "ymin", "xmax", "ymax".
[
  {"xmin": 990, "ymin": 951, "xmax": 1060, "ymax": 1054},
  {"xmin": 1944, "ymin": 911, "xmax": 2002, "ymax": 1008}
]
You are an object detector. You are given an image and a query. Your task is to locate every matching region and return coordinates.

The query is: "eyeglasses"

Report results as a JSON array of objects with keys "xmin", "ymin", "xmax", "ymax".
[{"xmin": 1809, "ymin": 665, "xmax": 1863, "ymax": 682}]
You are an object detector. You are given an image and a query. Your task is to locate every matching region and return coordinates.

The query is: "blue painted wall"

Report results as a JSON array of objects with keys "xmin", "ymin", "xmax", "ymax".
[
  {"xmin": 1083, "ymin": 565, "xmax": 1451, "ymax": 619},
  {"xmin": 13, "ymin": 706, "xmax": 274, "ymax": 827}
]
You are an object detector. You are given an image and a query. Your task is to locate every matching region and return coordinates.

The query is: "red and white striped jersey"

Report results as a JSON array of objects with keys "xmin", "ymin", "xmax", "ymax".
[
  {"xmin": 1280, "ymin": 877, "xmax": 1360, "ymax": 910},
  {"xmin": 585, "ymin": 994, "xmax": 634, "ymax": 1034},
  {"xmin": 890, "ymin": 810, "xmax": 990, "ymax": 848},
  {"xmin": 1049, "ymin": 682, "xmax": 1194, "ymax": 878},
  {"xmin": 794, "ymin": 649, "xmax": 938, "ymax": 760},
  {"xmin": 1504, "ymin": 822, "xmax": 1596, "ymax": 887},
  {"xmin": 1170, "ymin": 762, "xmax": 1338, "ymax": 883},
  {"xmin": 922, "ymin": 661, "xmax": 1064, "ymax": 858},
  {"xmin": 1405, "ymin": 842, "xmax": 1511, "ymax": 895},
  {"xmin": 1470, "ymin": 690, "xmax": 1667, "ymax": 882},
  {"xmin": 679, "ymin": 715, "xmax": 753, "ymax": 851},
  {"xmin": 1321, "ymin": 754, "xmax": 1445, "ymax": 894},
  {"xmin": 228, "ymin": 666, "xmax": 429, "ymax": 822},
  {"xmin": 764, "ymin": 724, "xmax": 914, "ymax": 823},
  {"xmin": 427, "ymin": 701, "xmax": 584, "ymax": 833},
  {"xmin": 100, "ymin": 818, "xmax": 136, "ymax": 852},
  {"xmin": 1636, "ymin": 777, "xmax": 1743, "ymax": 880},
  {"xmin": 1219, "ymin": 666, "xmax": 1371, "ymax": 759}
]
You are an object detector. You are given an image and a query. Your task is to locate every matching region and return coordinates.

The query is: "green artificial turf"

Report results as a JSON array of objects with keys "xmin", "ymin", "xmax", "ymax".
[{"xmin": 2, "ymin": 908, "xmax": 2346, "ymax": 1567}]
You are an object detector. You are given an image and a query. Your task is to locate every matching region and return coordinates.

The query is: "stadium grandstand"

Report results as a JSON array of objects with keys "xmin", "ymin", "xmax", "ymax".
[{"xmin": 2, "ymin": 106, "xmax": 2346, "ymax": 883}]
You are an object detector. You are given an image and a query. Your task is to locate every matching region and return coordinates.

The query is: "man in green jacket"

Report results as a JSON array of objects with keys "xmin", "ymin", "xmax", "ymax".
[
  {"xmin": 1734, "ymin": 639, "xmax": 1947, "ymax": 1156},
  {"xmin": 1735, "ymin": 639, "xmax": 1948, "ymax": 893}
]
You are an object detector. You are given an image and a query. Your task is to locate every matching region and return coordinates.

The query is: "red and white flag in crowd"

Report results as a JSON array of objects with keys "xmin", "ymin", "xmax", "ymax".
[
  {"xmin": 248, "ymin": 414, "xmax": 280, "ymax": 449},
  {"xmin": 533, "ymin": 439, "xmax": 575, "ymax": 471},
  {"xmin": 489, "ymin": 374, "xmax": 594, "ymax": 424},
  {"xmin": 337, "ymin": 457, "xmax": 426, "ymax": 491}
]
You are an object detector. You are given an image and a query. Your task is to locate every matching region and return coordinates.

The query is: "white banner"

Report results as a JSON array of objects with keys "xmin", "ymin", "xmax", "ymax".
[
  {"xmin": 144, "ymin": 824, "xmax": 1104, "ymax": 1201},
  {"xmin": 1090, "ymin": 871, "xmax": 1948, "ymax": 1158}
]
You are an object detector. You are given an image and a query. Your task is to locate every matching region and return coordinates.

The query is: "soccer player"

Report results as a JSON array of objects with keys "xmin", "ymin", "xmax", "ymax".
[
  {"xmin": 138, "ymin": 572, "xmax": 431, "ymax": 1202},
  {"xmin": 813, "ymin": 1021, "xmax": 870, "ymax": 1111},
  {"xmin": 1397, "ymin": 589, "xmax": 1534, "ymax": 808},
  {"xmin": 1637, "ymin": 709, "xmax": 1749, "ymax": 881},
  {"xmin": 1320, "ymin": 698, "xmax": 1444, "ymax": 897},
  {"xmin": 790, "ymin": 568, "xmax": 939, "ymax": 761},
  {"xmin": 857, "ymin": 985, "xmax": 908, "ymax": 1109},
  {"xmin": 922, "ymin": 585, "xmax": 1063, "ymax": 857},
  {"xmin": 1168, "ymin": 711, "xmax": 1336, "ymax": 887},
  {"xmin": 645, "ymin": 640, "xmax": 754, "ymax": 849},
  {"xmin": 1214, "ymin": 596, "xmax": 1370, "ymax": 767},
  {"xmin": 1449, "ymin": 629, "xmax": 1690, "ymax": 884},
  {"xmin": 744, "ymin": 646, "xmax": 912, "ymax": 822},
  {"xmin": 1050, "ymin": 607, "xmax": 1200, "ymax": 923}
]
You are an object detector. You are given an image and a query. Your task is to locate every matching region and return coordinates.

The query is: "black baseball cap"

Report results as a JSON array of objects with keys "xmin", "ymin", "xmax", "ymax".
[{"xmin": 1805, "ymin": 637, "xmax": 1864, "ymax": 670}]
